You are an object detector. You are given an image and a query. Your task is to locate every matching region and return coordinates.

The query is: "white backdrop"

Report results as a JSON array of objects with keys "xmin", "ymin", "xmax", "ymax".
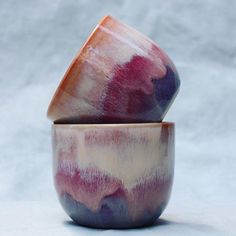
[{"xmin": 0, "ymin": 0, "xmax": 236, "ymax": 235}]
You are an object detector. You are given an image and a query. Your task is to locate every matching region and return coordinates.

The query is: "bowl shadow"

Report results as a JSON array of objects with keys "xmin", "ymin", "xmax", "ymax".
[{"xmin": 63, "ymin": 217, "xmax": 219, "ymax": 234}]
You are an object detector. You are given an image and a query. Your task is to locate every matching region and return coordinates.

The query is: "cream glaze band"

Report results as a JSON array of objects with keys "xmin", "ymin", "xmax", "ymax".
[{"xmin": 53, "ymin": 122, "xmax": 174, "ymax": 190}]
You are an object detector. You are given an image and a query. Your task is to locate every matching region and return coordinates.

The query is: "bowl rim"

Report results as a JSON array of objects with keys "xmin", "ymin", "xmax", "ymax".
[
  {"xmin": 47, "ymin": 15, "xmax": 112, "ymax": 120},
  {"xmin": 53, "ymin": 122, "xmax": 174, "ymax": 129}
]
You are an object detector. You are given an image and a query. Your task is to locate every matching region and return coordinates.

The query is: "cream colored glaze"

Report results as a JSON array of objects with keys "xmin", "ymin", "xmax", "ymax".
[{"xmin": 53, "ymin": 124, "xmax": 174, "ymax": 190}]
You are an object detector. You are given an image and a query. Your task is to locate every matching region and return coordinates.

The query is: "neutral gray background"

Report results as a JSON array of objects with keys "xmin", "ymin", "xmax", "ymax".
[{"xmin": 0, "ymin": 0, "xmax": 236, "ymax": 235}]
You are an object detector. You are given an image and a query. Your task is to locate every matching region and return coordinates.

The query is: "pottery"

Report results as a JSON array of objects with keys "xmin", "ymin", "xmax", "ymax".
[
  {"xmin": 47, "ymin": 16, "xmax": 180, "ymax": 124},
  {"xmin": 52, "ymin": 122, "xmax": 175, "ymax": 228}
]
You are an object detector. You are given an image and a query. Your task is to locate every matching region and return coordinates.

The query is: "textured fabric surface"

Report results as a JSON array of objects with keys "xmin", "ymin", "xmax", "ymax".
[{"xmin": 0, "ymin": 0, "xmax": 235, "ymax": 235}]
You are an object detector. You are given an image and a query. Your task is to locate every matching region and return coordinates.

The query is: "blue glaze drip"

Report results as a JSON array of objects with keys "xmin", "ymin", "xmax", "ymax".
[
  {"xmin": 59, "ymin": 192, "xmax": 166, "ymax": 229},
  {"xmin": 153, "ymin": 66, "xmax": 180, "ymax": 112}
]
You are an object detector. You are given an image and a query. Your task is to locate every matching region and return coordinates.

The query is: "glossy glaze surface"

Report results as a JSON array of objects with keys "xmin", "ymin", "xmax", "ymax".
[
  {"xmin": 47, "ymin": 16, "xmax": 180, "ymax": 123},
  {"xmin": 53, "ymin": 123, "xmax": 175, "ymax": 228}
]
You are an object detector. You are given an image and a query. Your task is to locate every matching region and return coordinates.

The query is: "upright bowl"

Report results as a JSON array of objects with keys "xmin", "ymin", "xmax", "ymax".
[{"xmin": 52, "ymin": 122, "xmax": 175, "ymax": 228}]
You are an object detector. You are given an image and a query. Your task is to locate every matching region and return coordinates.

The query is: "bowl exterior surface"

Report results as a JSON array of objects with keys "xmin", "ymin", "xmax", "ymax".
[
  {"xmin": 52, "ymin": 123, "xmax": 175, "ymax": 228},
  {"xmin": 47, "ymin": 16, "xmax": 180, "ymax": 123}
]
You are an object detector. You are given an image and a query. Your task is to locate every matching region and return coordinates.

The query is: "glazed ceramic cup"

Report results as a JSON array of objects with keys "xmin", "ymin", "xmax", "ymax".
[
  {"xmin": 52, "ymin": 122, "xmax": 174, "ymax": 228},
  {"xmin": 47, "ymin": 16, "xmax": 180, "ymax": 124}
]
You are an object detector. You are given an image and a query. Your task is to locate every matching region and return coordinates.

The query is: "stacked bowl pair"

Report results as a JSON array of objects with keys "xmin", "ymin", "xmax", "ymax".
[{"xmin": 47, "ymin": 16, "xmax": 180, "ymax": 229}]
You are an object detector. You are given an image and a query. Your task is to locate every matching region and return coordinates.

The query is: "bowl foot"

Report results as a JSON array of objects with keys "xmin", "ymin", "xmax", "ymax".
[{"xmin": 60, "ymin": 192, "xmax": 165, "ymax": 229}]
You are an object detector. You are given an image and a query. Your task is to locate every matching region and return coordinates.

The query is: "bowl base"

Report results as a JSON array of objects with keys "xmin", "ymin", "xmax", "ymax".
[{"xmin": 60, "ymin": 192, "xmax": 166, "ymax": 229}]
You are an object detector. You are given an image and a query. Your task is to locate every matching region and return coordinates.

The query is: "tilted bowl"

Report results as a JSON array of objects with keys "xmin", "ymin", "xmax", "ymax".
[{"xmin": 47, "ymin": 16, "xmax": 180, "ymax": 123}]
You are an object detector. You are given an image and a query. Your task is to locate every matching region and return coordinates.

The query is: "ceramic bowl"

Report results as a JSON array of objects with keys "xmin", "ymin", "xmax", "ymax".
[
  {"xmin": 52, "ymin": 122, "xmax": 175, "ymax": 228},
  {"xmin": 47, "ymin": 16, "xmax": 180, "ymax": 123}
]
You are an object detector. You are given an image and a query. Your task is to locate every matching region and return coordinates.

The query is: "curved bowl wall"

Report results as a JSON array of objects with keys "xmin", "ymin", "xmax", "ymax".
[
  {"xmin": 47, "ymin": 16, "xmax": 180, "ymax": 123},
  {"xmin": 52, "ymin": 122, "xmax": 175, "ymax": 228}
]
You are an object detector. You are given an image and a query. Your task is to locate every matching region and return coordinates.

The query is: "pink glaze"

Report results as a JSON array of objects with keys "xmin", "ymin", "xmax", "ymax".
[{"xmin": 55, "ymin": 166, "xmax": 172, "ymax": 220}]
